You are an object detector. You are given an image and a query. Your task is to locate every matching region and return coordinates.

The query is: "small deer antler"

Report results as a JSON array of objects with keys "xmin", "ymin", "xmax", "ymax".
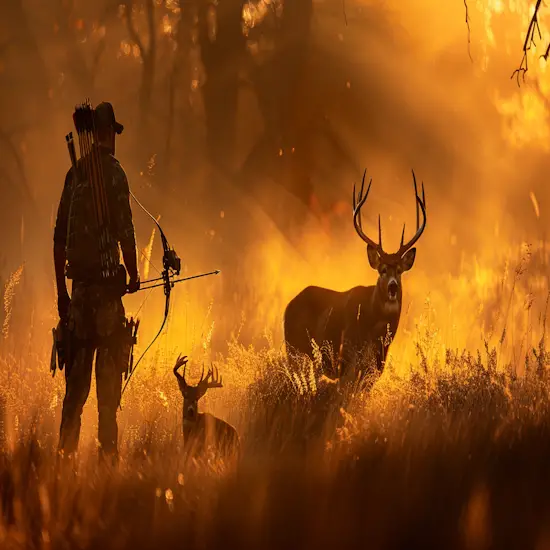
[
  {"xmin": 196, "ymin": 363, "xmax": 224, "ymax": 398},
  {"xmin": 173, "ymin": 354, "xmax": 189, "ymax": 388},
  {"xmin": 207, "ymin": 364, "xmax": 224, "ymax": 388}
]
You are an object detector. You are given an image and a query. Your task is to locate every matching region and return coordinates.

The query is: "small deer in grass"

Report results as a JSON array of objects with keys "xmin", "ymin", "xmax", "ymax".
[
  {"xmin": 284, "ymin": 169, "xmax": 427, "ymax": 381},
  {"xmin": 173, "ymin": 355, "xmax": 239, "ymax": 457}
]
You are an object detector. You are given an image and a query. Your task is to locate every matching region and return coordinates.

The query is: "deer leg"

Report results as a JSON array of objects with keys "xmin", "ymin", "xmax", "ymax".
[
  {"xmin": 374, "ymin": 340, "xmax": 384, "ymax": 373},
  {"xmin": 374, "ymin": 340, "xmax": 392, "ymax": 373}
]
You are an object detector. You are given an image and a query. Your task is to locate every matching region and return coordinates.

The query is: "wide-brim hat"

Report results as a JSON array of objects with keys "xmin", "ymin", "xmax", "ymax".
[{"xmin": 95, "ymin": 101, "xmax": 124, "ymax": 134}]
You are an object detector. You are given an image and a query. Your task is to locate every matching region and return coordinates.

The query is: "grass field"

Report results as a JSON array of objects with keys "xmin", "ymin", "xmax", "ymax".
[{"xmin": 1, "ymin": 242, "xmax": 550, "ymax": 549}]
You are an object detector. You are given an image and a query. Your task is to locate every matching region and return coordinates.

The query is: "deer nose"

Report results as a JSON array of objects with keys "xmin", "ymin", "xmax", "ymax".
[{"xmin": 388, "ymin": 280, "xmax": 398, "ymax": 298}]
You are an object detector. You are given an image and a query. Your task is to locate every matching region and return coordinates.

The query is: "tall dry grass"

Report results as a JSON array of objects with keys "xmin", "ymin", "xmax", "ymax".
[{"xmin": 2, "ymin": 243, "xmax": 550, "ymax": 549}]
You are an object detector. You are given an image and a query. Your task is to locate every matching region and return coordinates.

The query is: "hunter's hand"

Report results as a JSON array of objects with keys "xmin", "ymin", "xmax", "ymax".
[
  {"xmin": 57, "ymin": 291, "xmax": 71, "ymax": 321},
  {"xmin": 127, "ymin": 275, "xmax": 140, "ymax": 294}
]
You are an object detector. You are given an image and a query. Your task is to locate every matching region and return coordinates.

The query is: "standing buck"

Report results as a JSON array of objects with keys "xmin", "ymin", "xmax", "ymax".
[
  {"xmin": 284, "ymin": 169, "xmax": 427, "ymax": 380},
  {"xmin": 173, "ymin": 355, "xmax": 239, "ymax": 457}
]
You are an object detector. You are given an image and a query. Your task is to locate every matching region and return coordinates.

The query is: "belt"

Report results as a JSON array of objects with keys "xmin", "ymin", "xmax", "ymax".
[{"xmin": 66, "ymin": 264, "xmax": 125, "ymax": 286}]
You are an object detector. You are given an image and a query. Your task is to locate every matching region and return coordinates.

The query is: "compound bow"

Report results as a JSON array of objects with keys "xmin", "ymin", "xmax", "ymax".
[{"xmin": 120, "ymin": 189, "xmax": 220, "ymax": 399}]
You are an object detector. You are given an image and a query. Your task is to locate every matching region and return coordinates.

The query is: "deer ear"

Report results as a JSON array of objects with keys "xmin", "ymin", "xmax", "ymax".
[
  {"xmin": 401, "ymin": 248, "xmax": 416, "ymax": 271},
  {"xmin": 367, "ymin": 244, "xmax": 380, "ymax": 270}
]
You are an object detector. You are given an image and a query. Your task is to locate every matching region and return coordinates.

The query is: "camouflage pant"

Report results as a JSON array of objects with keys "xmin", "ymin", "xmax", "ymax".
[{"xmin": 58, "ymin": 282, "xmax": 127, "ymax": 458}]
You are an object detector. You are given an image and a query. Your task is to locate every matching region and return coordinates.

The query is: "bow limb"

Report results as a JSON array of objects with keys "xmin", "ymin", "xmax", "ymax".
[
  {"xmin": 129, "ymin": 187, "xmax": 181, "ymax": 278},
  {"xmin": 120, "ymin": 255, "xmax": 172, "ymax": 401},
  {"xmin": 129, "ymin": 189, "xmax": 170, "ymax": 255},
  {"xmin": 129, "ymin": 188, "xmax": 169, "ymax": 248},
  {"xmin": 120, "ymin": 188, "xmax": 180, "ymax": 402},
  {"xmin": 120, "ymin": 283, "xmax": 170, "ymax": 400}
]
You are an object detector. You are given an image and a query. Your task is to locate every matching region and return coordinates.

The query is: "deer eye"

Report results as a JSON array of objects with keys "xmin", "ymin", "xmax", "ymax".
[{"xmin": 380, "ymin": 266, "xmax": 387, "ymax": 275}]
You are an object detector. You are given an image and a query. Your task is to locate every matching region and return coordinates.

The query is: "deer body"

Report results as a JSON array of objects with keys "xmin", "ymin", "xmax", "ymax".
[
  {"xmin": 284, "ymin": 170, "xmax": 426, "ymax": 380},
  {"xmin": 183, "ymin": 411, "xmax": 239, "ymax": 457},
  {"xmin": 173, "ymin": 356, "xmax": 239, "ymax": 458},
  {"xmin": 285, "ymin": 284, "xmax": 401, "ymax": 377}
]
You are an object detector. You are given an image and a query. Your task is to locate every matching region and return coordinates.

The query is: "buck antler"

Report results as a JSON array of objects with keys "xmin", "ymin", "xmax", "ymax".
[
  {"xmin": 396, "ymin": 170, "xmax": 426, "ymax": 257},
  {"xmin": 353, "ymin": 169, "xmax": 427, "ymax": 257},
  {"xmin": 173, "ymin": 354, "xmax": 189, "ymax": 388},
  {"xmin": 197, "ymin": 363, "xmax": 224, "ymax": 398},
  {"xmin": 353, "ymin": 169, "xmax": 384, "ymax": 253}
]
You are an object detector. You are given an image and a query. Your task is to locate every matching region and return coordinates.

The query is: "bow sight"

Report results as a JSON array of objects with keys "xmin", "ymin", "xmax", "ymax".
[
  {"xmin": 120, "ymin": 186, "xmax": 220, "ymax": 403},
  {"xmin": 163, "ymin": 247, "xmax": 181, "ymax": 292},
  {"xmin": 164, "ymin": 248, "xmax": 181, "ymax": 274}
]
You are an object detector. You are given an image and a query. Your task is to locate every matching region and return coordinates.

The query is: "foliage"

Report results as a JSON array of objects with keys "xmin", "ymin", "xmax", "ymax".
[{"xmin": 2, "ymin": 247, "xmax": 550, "ymax": 548}]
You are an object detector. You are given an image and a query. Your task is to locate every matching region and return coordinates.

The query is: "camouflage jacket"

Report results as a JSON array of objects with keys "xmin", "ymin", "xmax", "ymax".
[{"xmin": 54, "ymin": 146, "xmax": 136, "ymax": 281}]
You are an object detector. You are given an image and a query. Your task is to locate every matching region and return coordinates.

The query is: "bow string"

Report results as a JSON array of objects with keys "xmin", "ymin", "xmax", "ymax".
[
  {"xmin": 120, "ymin": 188, "xmax": 220, "ymax": 401},
  {"xmin": 120, "ymin": 188, "xmax": 181, "ymax": 399}
]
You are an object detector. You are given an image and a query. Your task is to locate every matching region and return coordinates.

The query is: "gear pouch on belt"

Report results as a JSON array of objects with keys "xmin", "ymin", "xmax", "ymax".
[{"xmin": 121, "ymin": 318, "xmax": 139, "ymax": 380}]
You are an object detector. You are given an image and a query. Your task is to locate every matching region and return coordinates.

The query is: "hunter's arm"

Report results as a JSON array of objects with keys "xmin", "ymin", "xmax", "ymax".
[
  {"xmin": 121, "ymin": 240, "xmax": 138, "ymax": 283},
  {"xmin": 114, "ymin": 165, "xmax": 139, "ymax": 282},
  {"xmin": 53, "ymin": 170, "xmax": 72, "ymax": 296},
  {"xmin": 53, "ymin": 244, "xmax": 67, "ymax": 294}
]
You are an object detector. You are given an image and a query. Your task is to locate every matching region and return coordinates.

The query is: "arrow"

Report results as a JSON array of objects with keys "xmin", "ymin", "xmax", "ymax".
[{"xmin": 129, "ymin": 269, "xmax": 221, "ymax": 293}]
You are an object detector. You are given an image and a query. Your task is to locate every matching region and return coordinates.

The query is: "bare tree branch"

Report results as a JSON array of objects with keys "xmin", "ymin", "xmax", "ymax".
[
  {"xmin": 464, "ymin": 0, "xmax": 473, "ymax": 62},
  {"xmin": 343, "ymin": 0, "xmax": 347, "ymax": 26},
  {"xmin": 512, "ymin": 0, "xmax": 544, "ymax": 86},
  {"xmin": 90, "ymin": 0, "xmax": 121, "ymax": 80},
  {"xmin": 146, "ymin": 0, "xmax": 156, "ymax": 60},
  {"xmin": 91, "ymin": 38, "xmax": 107, "ymax": 77},
  {"xmin": 54, "ymin": 0, "xmax": 116, "ymax": 94},
  {"xmin": 0, "ymin": 129, "xmax": 36, "ymax": 211},
  {"xmin": 123, "ymin": 0, "xmax": 147, "ymax": 60}
]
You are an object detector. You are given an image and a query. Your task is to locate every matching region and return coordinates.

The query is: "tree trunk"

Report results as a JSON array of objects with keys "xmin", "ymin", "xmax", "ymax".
[
  {"xmin": 2, "ymin": 0, "xmax": 50, "ymax": 116},
  {"xmin": 138, "ymin": 0, "xmax": 156, "ymax": 143},
  {"xmin": 198, "ymin": 0, "xmax": 246, "ymax": 171},
  {"xmin": 124, "ymin": 0, "xmax": 157, "ymax": 164},
  {"xmin": 165, "ymin": 0, "xmax": 201, "ymax": 182},
  {"xmin": 238, "ymin": 0, "xmax": 314, "ymax": 233},
  {"xmin": 53, "ymin": 0, "xmax": 113, "ymax": 99},
  {"xmin": 0, "ymin": 1, "xmax": 48, "ymax": 267},
  {"xmin": 277, "ymin": 0, "xmax": 314, "ymax": 208},
  {"xmin": 139, "ymin": 57, "xmax": 155, "ymax": 135}
]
